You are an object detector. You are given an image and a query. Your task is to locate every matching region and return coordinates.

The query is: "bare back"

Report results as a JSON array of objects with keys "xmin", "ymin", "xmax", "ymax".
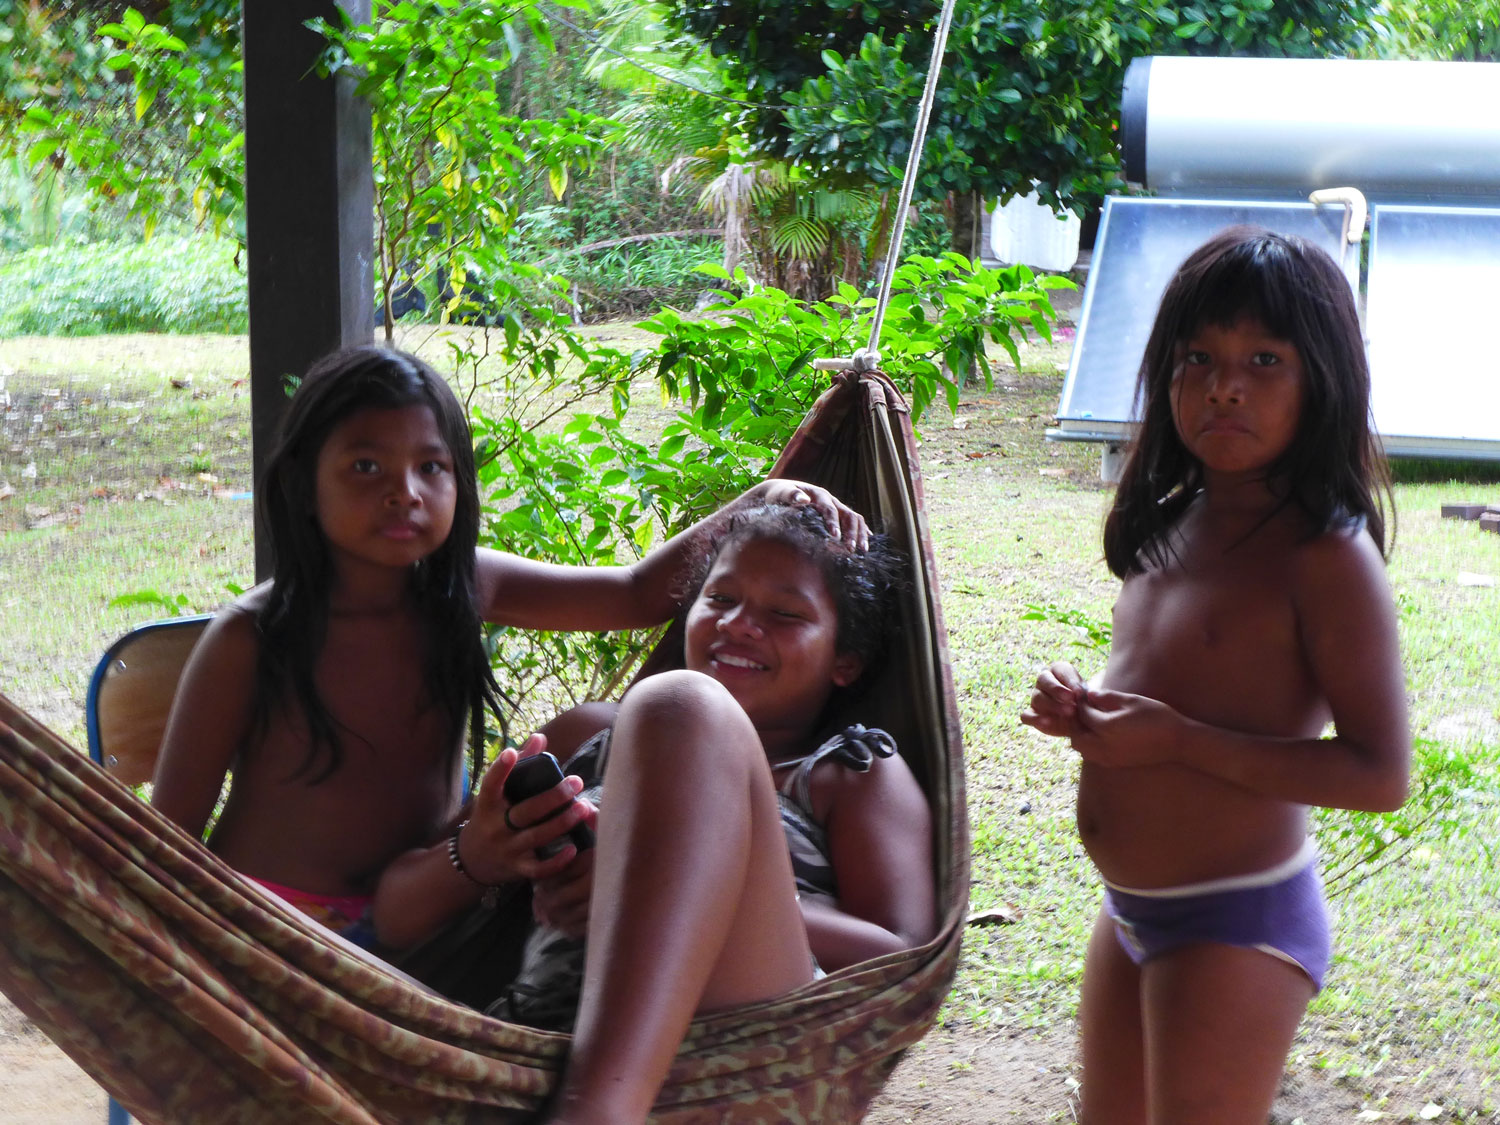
[{"xmin": 1081, "ymin": 500, "xmax": 1333, "ymax": 887}]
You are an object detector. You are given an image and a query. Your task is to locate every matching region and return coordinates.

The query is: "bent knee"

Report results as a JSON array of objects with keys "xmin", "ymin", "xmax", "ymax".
[
  {"xmin": 614, "ymin": 670, "xmax": 760, "ymax": 763},
  {"xmin": 618, "ymin": 668, "xmax": 734, "ymax": 722}
]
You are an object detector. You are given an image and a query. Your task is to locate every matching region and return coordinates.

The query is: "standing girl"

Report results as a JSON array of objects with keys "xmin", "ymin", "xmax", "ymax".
[
  {"xmin": 1022, "ymin": 227, "xmax": 1411, "ymax": 1124},
  {"xmin": 151, "ymin": 344, "xmax": 865, "ymax": 948}
]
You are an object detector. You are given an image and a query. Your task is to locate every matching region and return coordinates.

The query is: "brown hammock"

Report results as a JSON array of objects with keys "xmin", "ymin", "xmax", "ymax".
[{"xmin": 0, "ymin": 370, "xmax": 969, "ymax": 1124}]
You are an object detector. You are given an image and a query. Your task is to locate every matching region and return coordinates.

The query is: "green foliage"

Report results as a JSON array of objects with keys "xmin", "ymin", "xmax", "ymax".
[
  {"xmin": 641, "ymin": 254, "xmax": 1069, "ymax": 419},
  {"xmin": 1021, "ymin": 601, "xmax": 1112, "ymax": 653},
  {"xmin": 17, "ymin": 3, "xmax": 243, "ymax": 239},
  {"xmin": 1318, "ymin": 738, "xmax": 1497, "ymax": 898},
  {"xmin": 552, "ymin": 235, "xmax": 723, "ymax": 321},
  {"xmin": 310, "ymin": 1, "xmax": 616, "ymax": 337},
  {"xmin": 450, "ymin": 254, "xmax": 1059, "ymax": 725},
  {"xmin": 0, "ymin": 0, "xmax": 119, "ymax": 152},
  {"xmin": 0, "ymin": 154, "xmax": 106, "ymax": 251},
  {"xmin": 1378, "ymin": 0, "xmax": 1500, "ymax": 59},
  {"xmin": 0, "ymin": 235, "xmax": 247, "ymax": 335},
  {"xmin": 108, "ymin": 589, "xmax": 196, "ymax": 616},
  {"xmin": 665, "ymin": 0, "xmax": 1386, "ymax": 214}
]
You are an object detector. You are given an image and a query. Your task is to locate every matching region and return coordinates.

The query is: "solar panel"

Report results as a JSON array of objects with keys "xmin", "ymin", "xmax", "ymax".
[
  {"xmin": 1054, "ymin": 197, "xmax": 1355, "ymax": 442},
  {"xmin": 1366, "ymin": 205, "xmax": 1500, "ymax": 458}
]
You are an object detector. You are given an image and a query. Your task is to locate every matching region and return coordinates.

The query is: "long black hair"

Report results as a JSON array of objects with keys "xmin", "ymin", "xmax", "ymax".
[
  {"xmin": 1104, "ymin": 225, "xmax": 1392, "ymax": 577},
  {"xmin": 253, "ymin": 344, "xmax": 504, "ymax": 782}
]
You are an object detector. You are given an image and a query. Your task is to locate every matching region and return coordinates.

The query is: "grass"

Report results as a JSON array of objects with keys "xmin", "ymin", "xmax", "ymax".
[
  {"xmin": 3, "ymin": 327, "xmax": 1500, "ymax": 1119},
  {"xmin": 0, "ymin": 237, "xmax": 249, "ymax": 336}
]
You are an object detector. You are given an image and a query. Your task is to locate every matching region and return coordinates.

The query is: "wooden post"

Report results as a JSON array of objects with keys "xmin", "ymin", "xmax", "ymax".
[{"xmin": 242, "ymin": 0, "xmax": 374, "ymax": 579}]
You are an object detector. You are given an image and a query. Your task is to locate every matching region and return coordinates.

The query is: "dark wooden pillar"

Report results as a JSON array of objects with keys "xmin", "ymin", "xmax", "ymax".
[{"xmin": 242, "ymin": 0, "xmax": 374, "ymax": 579}]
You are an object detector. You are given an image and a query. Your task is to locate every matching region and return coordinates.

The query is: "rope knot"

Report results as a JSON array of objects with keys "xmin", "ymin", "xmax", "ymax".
[{"xmin": 814, "ymin": 724, "xmax": 897, "ymax": 773}]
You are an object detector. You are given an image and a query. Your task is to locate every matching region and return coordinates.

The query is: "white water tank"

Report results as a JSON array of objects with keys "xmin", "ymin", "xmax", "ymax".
[{"xmin": 988, "ymin": 190, "xmax": 1082, "ymax": 272}]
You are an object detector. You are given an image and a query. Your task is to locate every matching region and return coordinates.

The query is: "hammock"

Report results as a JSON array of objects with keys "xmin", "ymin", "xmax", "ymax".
[{"xmin": 0, "ymin": 369, "xmax": 969, "ymax": 1124}]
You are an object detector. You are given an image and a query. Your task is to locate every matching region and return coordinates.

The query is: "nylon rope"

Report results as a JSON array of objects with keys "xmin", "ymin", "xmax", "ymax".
[{"xmin": 828, "ymin": 0, "xmax": 961, "ymax": 374}]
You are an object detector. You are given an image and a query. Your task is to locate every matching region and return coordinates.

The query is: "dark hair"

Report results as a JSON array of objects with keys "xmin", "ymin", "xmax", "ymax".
[
  {"xmin": 1104, "ymin": 225, "xmax": 1392, "ymax": 577},
  {"xmin": 685, "ymin": 503, "xmax": 904, "ymax": 681},
  {"xmin": 253, "ymin": 344, "xmax": 504, "ymax": 782}
]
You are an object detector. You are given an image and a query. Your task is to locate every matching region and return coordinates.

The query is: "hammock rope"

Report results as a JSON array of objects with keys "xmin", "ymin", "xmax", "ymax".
[{"xmin": 816, "ymin": 0, "xmax": 962, "ymax": 375}]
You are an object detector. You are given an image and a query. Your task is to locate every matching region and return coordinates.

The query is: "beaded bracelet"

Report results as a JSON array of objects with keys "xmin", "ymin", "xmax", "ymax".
[{"xmin": 447, "ymin": 820, "xmax": 503, "ymax": 909}]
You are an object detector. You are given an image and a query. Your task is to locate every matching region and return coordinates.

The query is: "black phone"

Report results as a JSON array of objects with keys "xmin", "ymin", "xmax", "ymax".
[{"xmin": 502, "ymin": 751, "xmax": 595, "ymax": 858}]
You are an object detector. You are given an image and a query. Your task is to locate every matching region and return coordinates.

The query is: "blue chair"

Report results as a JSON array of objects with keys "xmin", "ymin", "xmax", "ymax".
[{"xmin": 85, "ymin": 615, "xmax": 211, "ymax": 1125}]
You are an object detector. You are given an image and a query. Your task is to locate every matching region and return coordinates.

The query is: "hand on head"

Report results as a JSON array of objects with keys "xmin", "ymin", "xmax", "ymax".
[
  {"xmin": 461, "ymin": 735, "xmax": 594, "ymax": 886},
  {"xmin": 757, "ymin": 479, "xmax": 870, "ymax": 552}
]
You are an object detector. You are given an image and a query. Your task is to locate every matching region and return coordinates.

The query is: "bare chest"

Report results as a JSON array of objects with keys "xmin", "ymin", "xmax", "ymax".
[{"xmin": 1106, "ymin": 551, "xmax": 1320, "ymax": 731}]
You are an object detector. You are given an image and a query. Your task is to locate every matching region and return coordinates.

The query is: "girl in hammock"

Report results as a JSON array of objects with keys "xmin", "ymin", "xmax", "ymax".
[
  {"xmin": 151, "ymin": 344, "xmax": 865, "ymax": 950},
  {"xmin": 373, "ymin": 502, "xmax": 937, "ymax": 1125}
]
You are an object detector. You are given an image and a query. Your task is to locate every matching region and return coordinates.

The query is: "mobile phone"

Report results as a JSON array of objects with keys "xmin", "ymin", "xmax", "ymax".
[{"xmin": 502, "ymin": 750, "xmax": 595, "ymax": 857}]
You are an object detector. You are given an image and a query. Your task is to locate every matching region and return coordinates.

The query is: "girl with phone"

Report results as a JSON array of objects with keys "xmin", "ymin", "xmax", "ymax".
[{"xmin": 373, "ymin": 503, "xmax": 937, "ymax": 1125}]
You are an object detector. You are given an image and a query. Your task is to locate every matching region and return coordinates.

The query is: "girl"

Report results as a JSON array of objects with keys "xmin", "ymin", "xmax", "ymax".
[
  {"xmin": 151, "ymin": 344, "xmax": 867, "ymax": 948},
  {"xmin": 1022, "ymin": 227, "xmax": 1411, "ymax": 1125},
  {"xmin": 373, "ymin": 503, "xmax": 937, "ymax": 1124}
]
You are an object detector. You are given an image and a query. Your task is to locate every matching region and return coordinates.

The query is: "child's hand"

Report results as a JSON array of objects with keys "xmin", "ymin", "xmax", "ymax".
[
  {"xmin": 1069, "ymin": 689, "xmax": 1182, "ymax": 769},
  {"xmin": 1020, "ymin": 662, "xmax": 1090, "ymax": 738},
  {"xmin": 464, "ymin": 736, "xmax": 591, "ymax": 884},
  {"xmin": 753, "ymin": 479, "xmax": 870, "ymax": 551},
  {"xmin": 532, "ymin": 831, "xmax": 597, "ymax": 939}
]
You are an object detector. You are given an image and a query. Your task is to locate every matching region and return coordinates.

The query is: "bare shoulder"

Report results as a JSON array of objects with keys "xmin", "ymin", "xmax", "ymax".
[
  {"xmin": 183, "ymin": 590, "xmax": 265, "ymax": 682},
  {"xmin": 816, "ymin": 741, "xmax": 930, "ymax": 825},
  {"xmin": 473, "ymin": 547, "xmax": 512, "ymax": 612},
  {"xmin": 1292, "ymin": 523, "xmax": 1389, "ymax": 599}
]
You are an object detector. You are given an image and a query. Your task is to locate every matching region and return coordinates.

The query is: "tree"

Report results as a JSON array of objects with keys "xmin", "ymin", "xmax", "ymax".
[
  {"xmin": 1378, "ymin": 0, "xmax": 1500, "ymax": 60},
  {"xmin": 660, "ymin": 0, "xmax": 1387, "ymax": 255}
]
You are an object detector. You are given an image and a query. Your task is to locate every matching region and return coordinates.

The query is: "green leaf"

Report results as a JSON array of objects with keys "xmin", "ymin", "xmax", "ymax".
[{"xmin": 25, "ymin": 138, "xmax": 61, "ymax": 167}]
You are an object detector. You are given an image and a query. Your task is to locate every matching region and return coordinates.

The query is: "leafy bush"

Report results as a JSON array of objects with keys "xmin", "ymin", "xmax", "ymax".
[
  {"xmin": 556, "ymin": 236, "xmax": 723, "ymax": 321},
  {"xmin": 668, "ymin": 0, "xmax": 1386, "ymax": 216},
  {"xmin": 453, "ymin": 253, "xmax": 1064, "ymax": 733},
  {"xmin": 0, "ymin": 235, "xmax": 246, "ymax": 335}
]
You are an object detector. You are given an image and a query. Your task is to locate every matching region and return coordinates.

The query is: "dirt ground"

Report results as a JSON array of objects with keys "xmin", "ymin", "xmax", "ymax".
[{"xmin": 0, "ymin": 987, "xmax": 1398, "ymax": 1123}]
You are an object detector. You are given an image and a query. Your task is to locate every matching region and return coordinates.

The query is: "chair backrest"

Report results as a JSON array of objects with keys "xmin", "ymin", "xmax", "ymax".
[{"xmin": 86, "ymin": 616, "xmax": 212, "ymax": 787}]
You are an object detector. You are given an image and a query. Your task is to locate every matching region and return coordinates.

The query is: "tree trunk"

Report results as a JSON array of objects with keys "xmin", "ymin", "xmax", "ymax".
[{"xmin": 948, "ymin": 190, "xmax": 980, "ymax": 260}]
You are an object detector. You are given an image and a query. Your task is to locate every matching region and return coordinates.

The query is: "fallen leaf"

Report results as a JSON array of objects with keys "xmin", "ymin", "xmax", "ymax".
[
  {"xmin": 966, "ymin": 904, "xmax": 1023, "ymax": 926},
  {"xmin": 1455, "ymin": 572, "xmax": 1496, "ymax": 588},
  {"xmin": 1039, "ymin": 468, "xmax": 1068, "ymax": 477},
  {"xmin": 1420, "ymin": 1104, "xmax": 1443, "ymax": 1120},
  {"xmin": 1354, "ymin": 1111, "xmax": 1386, "ymax": 1122},
  {"xmin": 170, "ymin": 377, "xmax": 191, "ymax": 389},
  {"xmin": 0, "ymin": 482, "xmax": 12, "ymax": 501}
]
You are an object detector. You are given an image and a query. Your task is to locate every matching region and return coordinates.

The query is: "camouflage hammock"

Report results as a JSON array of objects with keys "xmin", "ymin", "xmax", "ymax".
[{"xmin": 0, "ymin": 370, "xmax": 968, "ymax": 1124}]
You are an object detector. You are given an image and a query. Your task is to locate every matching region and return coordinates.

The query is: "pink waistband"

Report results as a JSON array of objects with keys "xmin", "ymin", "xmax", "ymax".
[{"xmin": 247, "ymin": 875, "xmax": 373, "ymax": 916}]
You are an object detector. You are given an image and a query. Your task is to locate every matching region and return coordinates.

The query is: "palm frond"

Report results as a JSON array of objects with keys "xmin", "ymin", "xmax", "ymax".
[{"xmin": 770, "ymin": 214, "xmax": 832, "ymax": 259}]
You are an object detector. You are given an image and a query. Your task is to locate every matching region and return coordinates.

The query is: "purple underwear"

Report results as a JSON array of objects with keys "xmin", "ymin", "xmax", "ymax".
[{"xmin": 1102, "ymin": 839, "xmax": 1331, "ymax": 990}]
